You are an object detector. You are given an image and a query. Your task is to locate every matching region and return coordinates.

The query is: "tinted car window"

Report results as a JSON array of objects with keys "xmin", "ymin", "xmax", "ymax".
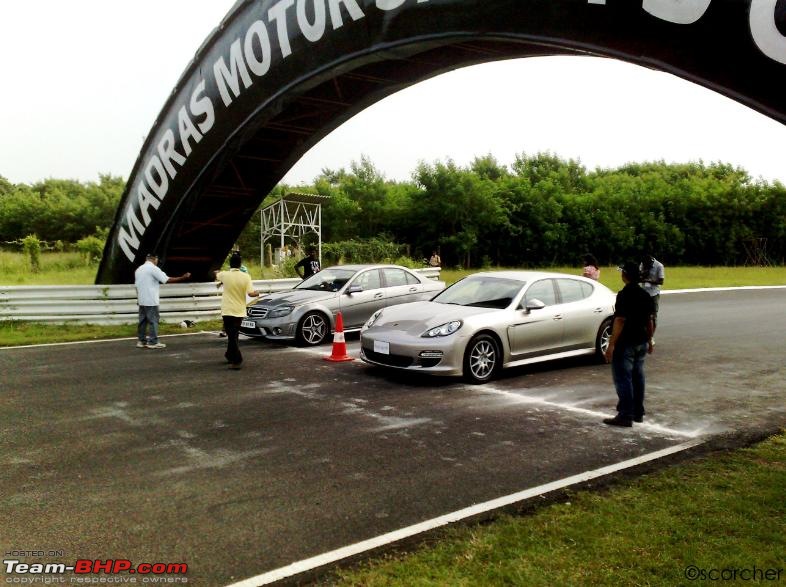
[
  {"xmin": 405, "ymin": 271, "xmax": 421, "ymax": 285},
  {"xmin": 525, "ymin": 280, "xmax": 557, "ymax": 306},
  {"xmin": 557, "ymin": 279, "xmax": 590, "ymax": 303},
  {"xmin": 353, "ymin": 269, "xmax": 382, "ymax": 291},
  {"xmin": 382, "ymin": 268, "xmax": 409, "ymax": 288},
  {"xmin": 296, "ymin": 268, "xmax": 355, "ymax": 292},
  {"xmin": 434, "ymin": 276, "xmax": 524, "ymax": 309}
]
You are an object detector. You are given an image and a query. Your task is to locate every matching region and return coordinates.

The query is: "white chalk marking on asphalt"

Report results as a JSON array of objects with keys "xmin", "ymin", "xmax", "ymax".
[
  {"xmin": 0, "ymin": 330, "xmax": 212, "ymax": 350},
  {"xmin": 225, "ymin": 438, "xmax": 704, "ymax": 587},
  {"xmin": 156, "ymin": 444, "xmax": 270, "ymax": 476},
  {"xmin": 478, "ymin": 385, "xmax": 704, "ymax": 438}
]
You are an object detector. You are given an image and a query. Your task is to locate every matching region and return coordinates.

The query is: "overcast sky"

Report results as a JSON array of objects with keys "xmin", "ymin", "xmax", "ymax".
[{"xmin": 2, "ymin": 0, "xmax": 785, "ymax": 188}]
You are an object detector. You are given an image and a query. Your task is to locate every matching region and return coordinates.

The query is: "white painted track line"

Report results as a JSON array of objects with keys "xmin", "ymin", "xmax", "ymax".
[
  {"xmin": 662, "ymin": 285, "xmax": 786, "ymax": 294},
  {"xmin": 478, "ymin": 385, "xmax": 703, "ymax": 438},
  {"xmin": 225, "ymin": 439, "xmax": 704, "ymax": 587}
]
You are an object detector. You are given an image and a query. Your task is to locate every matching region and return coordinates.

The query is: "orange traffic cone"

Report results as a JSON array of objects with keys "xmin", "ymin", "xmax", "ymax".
[{"xmin": 324, "ymin": 312, "xmax": 354, "ymax": 362}]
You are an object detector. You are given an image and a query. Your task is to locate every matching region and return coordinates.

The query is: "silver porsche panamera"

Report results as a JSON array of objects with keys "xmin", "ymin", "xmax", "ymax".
[
  {"xmin": 239, "ymin": 264, "xmax": 445, "ymax": 345},
  {"xmin": 360, "ymin": 271, "xmax": 616, "ymax": 383}
]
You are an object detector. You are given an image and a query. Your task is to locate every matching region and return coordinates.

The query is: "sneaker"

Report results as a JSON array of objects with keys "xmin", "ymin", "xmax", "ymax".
[
  {"xmin": 146, "ymin": 342, "xmax": 167, "ymax": 349},
  {"xmin": 136, "ymin": 341, "xmax": 147, "ymax": 348},
  {"xmin": 228, "ymin": 363, "xmax": 242, "ymax": 370},
  {"xmin": 603, "ymin": 415, "xmax": 633, "ymax": 427}
]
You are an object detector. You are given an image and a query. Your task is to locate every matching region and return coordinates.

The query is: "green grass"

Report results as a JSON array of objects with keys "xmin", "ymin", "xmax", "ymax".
[
  {"xmin": 0, "ymin": 251, "xmax": 98, "ymax": 285},
  {"xmin": 440, "ymin": 265, "xmax": 786, "ymax": 289},
  {"xmin": 2, "ymin": 252, "xmax": 784, "ymax": 288},
  {"xmin": 333, "ymin": 433, "xmax": 786, "ymax": 586},
  {"xmin": 0, "ymin": 251, "xmax": 290, "ymax": 285}
]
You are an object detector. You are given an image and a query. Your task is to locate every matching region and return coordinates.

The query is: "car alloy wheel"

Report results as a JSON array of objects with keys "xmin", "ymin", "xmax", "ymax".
[
  {"xmin": 464, "ymin": 334, "xmax": 499, "ymax": 384},
  {"xmin": 596, "ymin": 318, "xmax": 613, "ymax": 358},
  {"xmin": 298, "ymin": 312, "xmax": 329, "ymax": 346}
]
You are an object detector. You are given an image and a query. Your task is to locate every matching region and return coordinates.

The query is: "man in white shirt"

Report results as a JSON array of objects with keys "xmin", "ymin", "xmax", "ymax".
[
  {"xmin": 639, "ymin": 253, "xmax": 665, "ymax": 332},
  {"xmin": 134, "ymin": 253, "xmax": 191, "ymax": 349}
]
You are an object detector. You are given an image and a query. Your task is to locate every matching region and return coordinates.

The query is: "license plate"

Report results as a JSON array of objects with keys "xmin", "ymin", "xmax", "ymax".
[
  {"xmin": 241, "ymin": 320, "xmax": 256, "ymax": 329},
  {"xmin": 374, "ymin": 340, "xmax": 390, "ymax": 355}
]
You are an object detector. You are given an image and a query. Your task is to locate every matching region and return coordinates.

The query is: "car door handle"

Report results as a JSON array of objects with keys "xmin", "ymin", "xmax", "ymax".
[
  {"xmin": 593, "ymin": 308, "xmax": 605, "ymax": 313},
  {"xmin": 552, "ymin": 315, "xmax": 563, "ymax": 321},
  {"xmin": 374, "ymin": 293, "xmax": 384, "ymax": 299},
  {"xmin": 409, "ymin": 287, "xmax": 418, "ymax": 292}
]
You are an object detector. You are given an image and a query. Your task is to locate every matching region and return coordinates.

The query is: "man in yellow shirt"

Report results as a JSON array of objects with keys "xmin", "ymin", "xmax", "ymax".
[{"xmin": 215, "ymin": 252, "xmax": 259, "ymax": 369}]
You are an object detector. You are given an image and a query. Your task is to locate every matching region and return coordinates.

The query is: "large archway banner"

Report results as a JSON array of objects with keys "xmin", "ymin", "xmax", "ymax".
[{"xmin": 96, "ymin": 0, "xmax": 786, "ymax": 283}]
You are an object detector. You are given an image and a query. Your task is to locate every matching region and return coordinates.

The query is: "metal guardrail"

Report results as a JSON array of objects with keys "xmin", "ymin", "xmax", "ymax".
[{"xmin": 0, "ymin": 268, "xmax": 442, "ymax": 324}]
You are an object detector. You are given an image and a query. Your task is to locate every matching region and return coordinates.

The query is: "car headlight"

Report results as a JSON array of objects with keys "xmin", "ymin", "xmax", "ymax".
[
  {"xmin": 364, "ymin": 309, "xmax": 383, "ymax": 329},
  {"xmin": 268, "ymin": 305, "xmax": 294, "ymax": 318},
  {"xmin": 423, "ymin": 320, "xmax": 462, "ymax": 338}
]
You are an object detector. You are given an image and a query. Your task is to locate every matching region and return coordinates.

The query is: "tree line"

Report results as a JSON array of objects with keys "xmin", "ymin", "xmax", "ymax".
[
  {"xmin": 0, "ymin": 175, "xmax": 123, "ymax": 246},
  {"xmin": 239, "ymin": 153, "xmax": 786, "ymax": 267},
  {"xmin": 3, "ymin": 152, "xmax": 785, "ymax": 268}
]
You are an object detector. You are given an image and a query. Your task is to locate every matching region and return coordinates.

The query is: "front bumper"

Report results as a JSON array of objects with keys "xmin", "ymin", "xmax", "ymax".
[
  {"xmin": 239, "ymin": 316, "xmax": 298, "ymax": 340},
  {"xmin": 359, "ymin": 329, "xmax": 467, "ymax": 376}
]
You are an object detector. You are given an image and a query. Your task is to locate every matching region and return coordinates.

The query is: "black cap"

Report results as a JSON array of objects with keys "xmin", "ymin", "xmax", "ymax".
[{"xmin": 618, "ymin": 261, "xmax": 640, "ymax": 278}]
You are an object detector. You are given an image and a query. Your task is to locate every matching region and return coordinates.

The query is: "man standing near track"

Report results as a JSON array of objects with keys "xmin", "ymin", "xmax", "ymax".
[
  {"xmin": 602, "ymin": 261, "xmax": 655, "ymax": 427},
  {"xmin": 215, "ymin": 251, "xmax": 259, "ymax": 369},
  {"xmin": 135, "ymin": 253, "xmax": 191, "ymax": 349},
  {"xmin": 640, "ymin": 251, "xmax": 665, "ymax": 333},
  {"xmin": 295, "ymin": 247, "xmax": 321, "ymax": 280}
]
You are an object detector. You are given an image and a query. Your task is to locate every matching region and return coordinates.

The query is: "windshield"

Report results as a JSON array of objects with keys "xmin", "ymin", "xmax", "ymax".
[
  {"xmin": 295, "ymin": 268, "xmax": 356, "ymax": 292},
  {"xmin": 432, "ymin": 276, "xmax": 525, "ymax": 309}
]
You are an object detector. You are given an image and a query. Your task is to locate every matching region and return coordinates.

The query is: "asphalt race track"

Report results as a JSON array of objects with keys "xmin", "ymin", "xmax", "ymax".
[{"xmin": 2, "ymin": 288, "xmax": 785, "ymax": 585}]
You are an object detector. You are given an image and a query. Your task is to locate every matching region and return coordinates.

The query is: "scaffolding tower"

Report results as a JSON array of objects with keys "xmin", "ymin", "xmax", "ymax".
[{"xmin": 260, "ymin": 192, "xmax": 330, "ymax": 265}]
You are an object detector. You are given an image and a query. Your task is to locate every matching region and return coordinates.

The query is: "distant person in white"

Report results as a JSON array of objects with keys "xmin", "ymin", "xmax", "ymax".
[
  {"xmin": 639, "ymin": 252, "xmax": 665, "ymax": 334},
  {"xmin": 134, "ymin": 253, "xmax": 191, "ymax": 349}
]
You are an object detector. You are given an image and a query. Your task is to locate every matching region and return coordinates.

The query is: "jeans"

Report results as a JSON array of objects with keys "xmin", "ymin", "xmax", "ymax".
[
  {"xmin": 223, "ymin": 316, "xmax": 243, "ymax": 365},
  {"xmin": 611, "ymin": 342, "xmax": 648, "ymax": 418},
  {"xmin": 651, "ymin": 294, "xmax": 660, "ymax": 328},
  {"xmin": 138, "ymin": 305, "xmax": 160, "ymax": 344}
]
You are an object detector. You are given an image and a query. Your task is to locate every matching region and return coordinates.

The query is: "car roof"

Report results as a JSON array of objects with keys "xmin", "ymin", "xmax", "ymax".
[
  {"xmin": 464, "ymin": 270, "xmax": 598, "ymax": 283},
  {"xmin": 323, "ymin": 264, "xmax": 416, "ymax": 271}
]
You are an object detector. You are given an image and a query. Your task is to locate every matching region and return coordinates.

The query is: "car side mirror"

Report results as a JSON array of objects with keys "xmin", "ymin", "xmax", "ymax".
[
  {"xmin": 347, "ymin": 285, "xmax": 363, "ymax": 294},
  {"xmin": 525, "ymin": 299, "xmax": 546, "ymax": 312}
]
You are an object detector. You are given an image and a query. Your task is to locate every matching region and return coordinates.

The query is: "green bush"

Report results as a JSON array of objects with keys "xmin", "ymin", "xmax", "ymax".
[
  {"xmin": 22, "ymin": 234, "xmax": 41, "ymax": 273},
  {"xmin": 322, "ymin": 238, "xmax": 407, "ymax": 265},
  {"xmin": 272, "ymin": 255, "xmax": 300, "ymax": 278},
  {"xmin": 76, "ymin": 235, "xmax": 105, "ymax": 265}
]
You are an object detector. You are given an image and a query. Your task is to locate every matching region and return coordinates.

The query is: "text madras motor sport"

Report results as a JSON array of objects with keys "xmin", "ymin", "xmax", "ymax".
[{"xmin": 4, "ymin": 560, "xmax": 187, "ymax": 576}]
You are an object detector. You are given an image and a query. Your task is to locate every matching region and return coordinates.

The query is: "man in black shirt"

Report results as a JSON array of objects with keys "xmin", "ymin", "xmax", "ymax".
[
  {"xmin": 603, "ymin": 261, "xmax": 655, "ymax": 427},
  {"xmin": 295, "ymin": 247, "xmax": 321, "ymax": 280}
]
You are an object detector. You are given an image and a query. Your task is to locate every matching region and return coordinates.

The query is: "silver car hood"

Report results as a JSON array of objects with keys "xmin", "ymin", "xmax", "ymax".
[
  {"xmin": 374, "ymin": 301, "xmax": 499, "ymax": 333},
  {"xmin": 251, "ymin": 288, "xmax": 335, "ymax": 307}
]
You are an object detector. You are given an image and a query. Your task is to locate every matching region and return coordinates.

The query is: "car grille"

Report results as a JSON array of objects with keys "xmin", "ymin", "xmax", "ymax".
[
  {"xmin": 363, "ymin": 348, "xmax": 413, "ymax": 368},
  {"xmin": 248, "ymin": 307, "xmax": 269, "ymax": 318}
]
